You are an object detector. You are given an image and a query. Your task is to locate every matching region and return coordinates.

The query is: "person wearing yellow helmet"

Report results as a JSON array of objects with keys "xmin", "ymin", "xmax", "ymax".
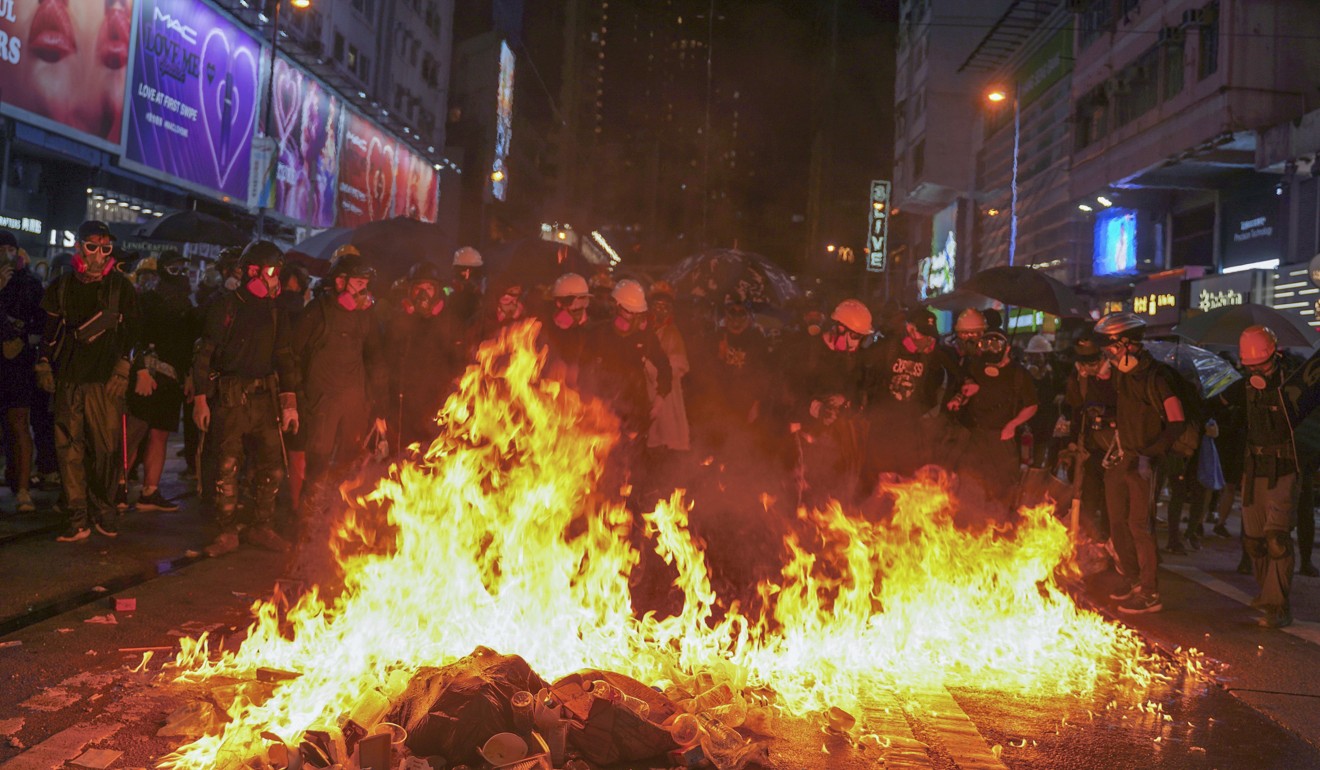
[{"xmin": 1238, "ymin": 324, "xmax": 1297, "ymax": 628}]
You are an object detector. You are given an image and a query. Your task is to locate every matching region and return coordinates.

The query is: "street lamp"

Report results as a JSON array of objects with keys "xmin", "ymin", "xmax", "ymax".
[
  {"xmin": 256, "ymin": 0, "xmax": 311, "ymax": 238},
  {"xmin": 986, "ymin": 86, "xmax": 1019, "ymax": 266}
]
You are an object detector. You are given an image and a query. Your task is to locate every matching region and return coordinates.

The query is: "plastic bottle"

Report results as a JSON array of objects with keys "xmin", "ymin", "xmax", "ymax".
[
  {"xmin": 588, "ymin": 680, "xmax": 651, "ymax": 719},
  {"xmin": 685, "ymin": 683, "xmax": 734, "ymax": 713},
  {"xmin": 668, "ymin": 713, "xmax": 701, "ymax": 747},
  {"xmin": 695, "ymin": 712, "xmax": 752, "ymax": 770},
  {"xmin": 706, "ymin": 693, "xmax": 747, "ymax": 728}
]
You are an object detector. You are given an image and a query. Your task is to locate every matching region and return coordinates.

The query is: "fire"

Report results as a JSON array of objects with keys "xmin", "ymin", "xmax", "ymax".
[{"xmin": 159, "ymin": 321, "xmax": 1173, "ymax": 768}]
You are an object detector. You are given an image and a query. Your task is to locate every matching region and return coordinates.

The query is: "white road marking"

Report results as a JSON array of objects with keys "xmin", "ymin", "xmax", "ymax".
[{"xmin": 1161, "ymin": 563, "xmax": 1320, "ymax": 645}]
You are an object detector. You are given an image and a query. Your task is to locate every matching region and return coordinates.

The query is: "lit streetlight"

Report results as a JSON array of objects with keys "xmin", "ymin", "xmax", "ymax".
[
  {"xmin": 986, "ymin": 85, "xmax": 1018, "ymax": 265},
  {"xmin": 490, "ymin": 169, "xmax": 505, "ymax": 183},
  {"xmin": 257, "ymin": 0, "xmax": 311, "ymax": 237}
]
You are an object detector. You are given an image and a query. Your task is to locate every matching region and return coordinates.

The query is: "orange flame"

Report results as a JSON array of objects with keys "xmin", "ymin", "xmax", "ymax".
[{"xmin": 159, "ymin": 321, "xmax": 1174, "ymax": 768}]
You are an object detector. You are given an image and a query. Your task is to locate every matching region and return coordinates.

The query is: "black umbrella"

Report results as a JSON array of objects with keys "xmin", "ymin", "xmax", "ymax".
[
  {"xmin": 288, "ymin": 227, "xmax": 353, "ymax": 262},
  {"xmin": 664, "ymin": 249, "xmax": 800, "ymax": 307},
  {"xmin": 485, "ymin": 238, "xmax": 593, "ymax": 288},
  {"xmin": 135, "ymin": 211, "xmax": 248, "ymax": 247},
  {"xmin": 962, "ymin": 266, "xmax": 1090, "ymax": 318},
  {"xmin": 350, "ymin": 217, "xmax": 453, "ymax": 285},
  {"xmin": 1174, "ymin": 303, "xmax": 1318, "ymax": 349}
]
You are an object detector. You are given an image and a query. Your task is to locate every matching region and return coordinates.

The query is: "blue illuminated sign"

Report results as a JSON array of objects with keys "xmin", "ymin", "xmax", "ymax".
[{"xmin": 1093, "ymin": 208, "xmax": 1137, "ymax": 276}]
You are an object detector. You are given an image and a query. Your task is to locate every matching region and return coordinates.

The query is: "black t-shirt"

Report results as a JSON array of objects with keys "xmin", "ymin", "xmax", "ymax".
[
  {"xmin": 41, "ymin": 272, "xmax": 140, "ymax": 384},
  {"xmin": 193, "ymin": 289, "xmax": 298, "ymax": 398},
  {"xmin": 866, "ymin": 337, "xmax": 956, "ymax": 412},
  {"xmin": 137, "ymin": 282, "xmax": 198, "ymax": 371},
  {"xmin": 966, "ymin": 359, "xmax": 1037, "ymax": 433},
  {"xmin": 1113, "ymin": 353, "xmax": 1178, "ymax": 455}
]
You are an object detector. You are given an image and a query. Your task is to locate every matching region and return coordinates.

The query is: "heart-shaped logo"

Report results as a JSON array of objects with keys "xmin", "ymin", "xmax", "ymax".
[
  {"xmin": 198, "ymin": 27, "xmax": 258, "ymax": 191},
  {"xmin": 365, "ymin": 136, "xmax": 396, "ymax": 221},
  {"xmin": 272, "ymin": 60, "xmax": 301, "ymax": 150}
]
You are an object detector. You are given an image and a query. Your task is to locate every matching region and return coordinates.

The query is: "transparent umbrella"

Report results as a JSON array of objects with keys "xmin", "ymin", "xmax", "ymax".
[{"xmin": 1144, "ymin": 340, "xmax": 1242, "ymax": 399}]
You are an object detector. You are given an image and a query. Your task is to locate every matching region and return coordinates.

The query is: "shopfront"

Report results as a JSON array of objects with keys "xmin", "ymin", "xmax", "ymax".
[
  {"xmin": 1188, "ymin": 271, "xmax": 1270, "ymax": 314},
  {"xmin": 1270, "ymin": 263, "xmax": 1320, "ymax": 331}
]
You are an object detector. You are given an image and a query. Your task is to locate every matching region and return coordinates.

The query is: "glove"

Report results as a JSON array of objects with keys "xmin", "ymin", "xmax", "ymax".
[
  {"xmin": 134, "ymin": 368, "xmax": 157, "ymax": 397},
  {"xmin": 279, "ymin": 392, "xmax": 299, "ymax": 434},
  {"xmin": 34, "ymin": 360, "xmax": 55, "ymax": 394},
  {"xmin": 2, "ymin": 337, "xmax": 22, "ymax": 360},
  {"xmin": 105, "ymin": 359, "xmax": 131, "ymax": 400},
  {"xmin": 193, "ymin": 395, "xmax": 211, "ymax": 432}
]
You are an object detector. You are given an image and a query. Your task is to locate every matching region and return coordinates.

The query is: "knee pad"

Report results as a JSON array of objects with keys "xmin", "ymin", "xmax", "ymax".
[
  {"xmin": 1245, "ymin": 536, "xmax": 1269, "ymax": 559},
  {"xmin": 1266, "ymin": 530, "xmax": 1294, "ymax": 560}
]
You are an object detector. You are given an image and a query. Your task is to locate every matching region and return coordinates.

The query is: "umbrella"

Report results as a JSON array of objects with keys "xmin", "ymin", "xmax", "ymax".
[
  {"xmin": 962, "ymin": 266, "xmax": 1090, "ymax": 318},
  {"xmin": 351, "ymin": 217, "xmax": 452, "ymax": 284},
  {"xmin": 924, "ymin": 288, "xmax": 1000, "ymax": 312},
  {"xmin": 664, "ymin": 249, "xmax": 800, "ymax": 308},
  {"xmin": 485, "ymin": 238, "xmax": 593, "ymax": 288},
  {"xmin": 1173, "ymin": 303, "xmax": 1319, "ymax": 349},
  {"xmin": 135, "ymin": 211, "xmax": 248, "ymax": 247},
  {"xmin": 288, "ymin": 227, "xmax": 353, "ymax": 262},
  {"xmin": 1145, "ymin": 340, "xmax": 1242, "ymax": 400}
]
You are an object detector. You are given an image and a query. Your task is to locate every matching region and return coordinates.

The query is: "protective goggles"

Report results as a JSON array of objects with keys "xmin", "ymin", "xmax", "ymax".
[
  {"xmin": 833, "ymin": 322, "xmax": 864, "ymax": 341},
  {"xmin": 162, "ymin": 263, "xmax": 188, "ymax": 276},
  {"xmin": 82, "ymin": 241, "xmax": 114, "ymax": 255},
  {"xmin": 976, "ymin": 335, "xmax": 1008, "ymax": 355}
]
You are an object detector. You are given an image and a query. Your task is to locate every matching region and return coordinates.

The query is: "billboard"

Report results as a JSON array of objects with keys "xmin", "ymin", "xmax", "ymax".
[
  {"xmin": 1093, "ymin": 207, "xmax": 1138, "ymax": 276},
  {"xmin": 271, "ymin": 57, "xmax": 341, "ymax": 227},
  {"xmin": 919, "ymin": 202, "xmax": 957, "ymax": 300},
  {"xmin": 0, "ymin": 0, "xmax": 135, "ymax": 150},
  {"xmin": 123, "ymin": 0, "xmax": 263, "ymax": 200},
  {"xmin": 866, "ymin": 179, "xmax": 890, "ymax": 273},
  {"xmin": 336, "ymin": 109, "xmax": 398, "ymax": 227},
  {"xmin": 393, "ymin": 148, "xmax": 438, "ymax": 222},
  {"xmin": 491, "ymin": 40, "xmax": 514, "ymax": 201}
]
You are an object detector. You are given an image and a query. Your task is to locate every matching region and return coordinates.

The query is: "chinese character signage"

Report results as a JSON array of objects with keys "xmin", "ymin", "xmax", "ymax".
[
  {"xmin": 0, "ymin": 0, "xmax": 135, "ymax": 151},
  {"xmin": 1189, "ymin": 272, "xmax": 1253, "ymax": 312},
  {"xmin": 270, "ymin": 57, "xmax": 341, "ymax": 227},
  {"xmin": 122, "ymin": 0, "xmax": 264, "ymax": 200},
  {"xmin": 1131, "ymin": 276, "xmax": 1182, "ymax": 326},
  {"xmin": 866, "ymin": 179, "xmax": 890, "ymax": 273}
]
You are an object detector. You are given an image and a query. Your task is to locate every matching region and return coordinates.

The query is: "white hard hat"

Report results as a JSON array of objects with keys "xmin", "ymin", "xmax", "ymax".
[
  {"xmin": 552, "ymin": 273, "xmax": 590, "ymax": 298},
  {"xmin": 612, "ymin": 279, "xmax": 648, "ymax": 313},
  {"xmin": 1025, "ymin": 334, "xmax": 1053, "ymax": 354},
  {"xmin": 830, "ymin": 299, "xmax": 874, "ymax": 335},
  {"xmin": 453, "ymin": 246, "xmax": 484, "ymax": 267}
]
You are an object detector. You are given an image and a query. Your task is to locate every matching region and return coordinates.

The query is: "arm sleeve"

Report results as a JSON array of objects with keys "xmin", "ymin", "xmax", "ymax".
[
  {"xmin": 274, "ymin": 304, "xmax": 305, "ymax": 395},
  {"xmin": 1144, "ymin": 371, "xmax": 1184, "ymax": 455},
  {"xmin": 116, "ymin": 276, "xmax": 141, "ymax": 362},
  {"xmin": 38, "ymin": 279, "xmax": 63, "ymax": 362},
  {"xmin": 192, "ymin": 297, "xmax": 228, "ymax": 400}
]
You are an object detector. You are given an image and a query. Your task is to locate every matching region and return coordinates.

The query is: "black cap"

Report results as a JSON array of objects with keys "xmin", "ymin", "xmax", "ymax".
[
  {"xmin": 906, "ymin": 307, "xmax": 937, "ymax": 337},
  {"xmin": 77, "ymin": 220, "xmax": 112, "ymax": 241},
  {"xmin": 1074, "ymin": 336, "xmax": 1103, "ymax": 363},
  {"xmin": 0, "ymin": 230, "xmax": 17, "ymax": 249}
]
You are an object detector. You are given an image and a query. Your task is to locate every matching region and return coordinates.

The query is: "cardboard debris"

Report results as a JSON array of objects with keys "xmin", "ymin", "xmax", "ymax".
[
  {"xmin": 113, "ymin": 598, "xmax": 137, "ymax": 612},
  {"xmin": 70, "ymin": 747, "xmax": 123, "ymax": 769},
  {"xmin": 158, "ymin": 701, "xmax": 221, "ymax": 739},
  {"xmin": 84, "ymin": 614, "xmax": 117, "ymax": 625}
]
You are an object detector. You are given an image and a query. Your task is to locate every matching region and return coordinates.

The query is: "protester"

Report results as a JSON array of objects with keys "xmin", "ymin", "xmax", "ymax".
[
  {"xmin": 1238, "ymin": 325, "xmax": 1297, "ymax": 628},
  {"xmin": 1023, "ymin": 334, "xmax": 1060, "ymax": 468},
  {"xmin": 1062, "ymin": 336, "xmax": 1117, "ymax": 542},
  {"xmin": 952, "ymin": 307, "xmax": 988, "ymax": 367},
  {"xmin": 191, "ymin": 241, "xmax": 300, "ymax": 558},
  {"xmin": 275, "ymin": 263, "xmax": 312, "ymax": 510},
  {"xmin": 0, "ymin": 231, "xmax": 45, "ymax": 512},
  {"xmin": 692, "ymin": 294, "xmax": 772, "ymax": 452},
  {"xmin": 1096, "ymin": 311, "xmax": 1184, "ymax": 615},
  {"xmin": 646, "ymin": 282, "xmax": 690, "ymax": 455},
  {"xmin": 541, "ymin": 272, "xmax": 593, "ymax": 388},
  {"xmin": 949, "ymin": 330, "xmax": 1037, "ymax": 507},
  {"xmin": 389, "ymin": 261, "xmax": 464, "ymax": 449},
  {"xmin": 42, "ymin": 221, "xmax": 141, "ymax": 541},
  {"xmin": 449, "ymin": 246, "xmax": 485, "ymax": 327}
]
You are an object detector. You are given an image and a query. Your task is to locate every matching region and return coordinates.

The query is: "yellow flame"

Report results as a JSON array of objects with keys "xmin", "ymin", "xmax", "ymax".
[{"xmin": 159, "ymin": 321, "xmax": 1174, "ymax": 768}]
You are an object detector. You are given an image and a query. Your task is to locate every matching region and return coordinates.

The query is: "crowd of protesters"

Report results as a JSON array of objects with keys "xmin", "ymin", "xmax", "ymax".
[{"xmin": 0, "ymin": 222, "xmax": 1310, "ymax": 627}]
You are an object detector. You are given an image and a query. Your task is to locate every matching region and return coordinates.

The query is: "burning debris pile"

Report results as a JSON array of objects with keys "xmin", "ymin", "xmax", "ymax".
[{"xmin": 155, "ymin": 322, "xmax": 1179, "ymax": 770}]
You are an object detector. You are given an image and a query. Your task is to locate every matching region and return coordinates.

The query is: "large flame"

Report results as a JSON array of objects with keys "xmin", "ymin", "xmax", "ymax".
[{"xmin": 160, "ymin": 321, "xmax": 1169, "ymax": 768}]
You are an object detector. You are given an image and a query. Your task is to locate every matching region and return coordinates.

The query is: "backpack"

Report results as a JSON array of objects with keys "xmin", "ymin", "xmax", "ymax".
[{"xmin": 1146, "ymin": 361, "xmax": 1203, "ymax": 458}]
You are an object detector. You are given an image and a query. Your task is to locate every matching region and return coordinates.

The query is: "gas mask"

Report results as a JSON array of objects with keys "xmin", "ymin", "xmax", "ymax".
[
  {"xmin": 827, "ymin": 323, "xmax": 862, "ymax": 352},
  {"xmin": 245, "ymin": 264, "xmax": 281, "ymax": 299},
  {"xmin": 904, "ymin": 323, "xmax": 935, "ymax": 354},
  {"xmin": 724, "ymin": 306, "xmax": 751, "ymax": 334},
  {"xmin": 614, "ymin": 308, "xmax": 646, "ymax": 334},
  {"xmin": 1246, "ymin": 357, "xmax": 1278, "ymax": 390},
  {"xmin": 404, "ymin": 281, "xmax": 444, "ymax": 316},
  {"xmin": 137, "ymin": 270, "xmax": 160, "ymax": 292},
  {"xmin": 1104, "ymin": 338, "xmax": 1139, "ymax": 372},
  {"xmin": 553, "ymin": 295, "xmax": 589, "ymax": 329},
  {"xmin": 74, "ymin": 240, "xmax": 116, "ymax": 279},
  {"xmin": 336, "ymin": 275, "xmax": 373, "ymax": 311},
  {"xmin": 497, "ymin": 288, "xmax": 525, "ymax": 323}
]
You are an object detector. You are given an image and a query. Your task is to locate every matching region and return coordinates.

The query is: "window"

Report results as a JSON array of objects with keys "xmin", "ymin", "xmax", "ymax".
[
  {"xmin": 1078, "ymin": 0, "xmax": 1112, "ymax": 50},
  {"xmin": 333, "ymin": 33, "xmax": 344, "ymax": 61},
  {"xmin": 1114, "ymin": 46, "xmax": 1159, "ymax": 127},
  {"xmin": 1198, "ymin": 2, "xmax": 1219, "ymax": 80},
  {"xmin": 347, "ymin": 44, "xmax": 358, "ymax": 71},
  {"xmin": 359, "ymin": 54, "xmax": 371, "ymax": 80},
  {"xmin": 1075, "ymin": 84, "xmax": 1108, "ymax": 149},
  {"xmin": 912, "ymin": 138, "xmax": 925, "ymax": 179},
  {"xmin": 1161, "ymin": 34, "xmax": 1184, "ymax": 100}
]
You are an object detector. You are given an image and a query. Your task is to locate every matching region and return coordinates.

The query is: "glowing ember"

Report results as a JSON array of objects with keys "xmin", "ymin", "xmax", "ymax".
[{"xmin": 159, "ymin": 321, "xmax": 1174, "ymax": 769}]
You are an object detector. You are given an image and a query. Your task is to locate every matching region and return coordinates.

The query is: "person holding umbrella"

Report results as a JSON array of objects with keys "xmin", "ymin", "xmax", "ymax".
[{"xmin": 1238, "ymin": 325, "xmax": 1298, "ymax": 628}]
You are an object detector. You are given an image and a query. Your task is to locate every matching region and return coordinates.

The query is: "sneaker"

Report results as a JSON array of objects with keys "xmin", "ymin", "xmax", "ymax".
[
  {"xmin": 242, "ymin": 526, "xmax": 291, "ymax": 553},
  {"xmin": 15, "ymin": 490, "xmax": 35, "ymax": 512},
  {"xmin": 56, "ymin": 525, "xmax": 91, "ymax": 542},
  {"xmin": 1186, "ymin": 535, "xmax": 1201, "ymax": 552},
  {"xmin": 94, "ymin": 517, "xmax": 119, "ymax": 538},
  {"xmin": 1117, "ymin": 591, "xmax": 1163, "ymax": 615},
  {"xmin": 204, "ymin": 531, "xmax": 240, "ymax": 558},
  {"xmin": 136, "ymin": 490, "xmax": 179, "ymax": 512},
  {"xmin": 1109, "ymin": 583, "xmax": 1139, "ymax": 602},
  {"xmin": 1213, "ymin": 524, "xmax": 1231, "ymax": 538},
  {"xmin": 1260, "ymin": 606, "xmax": 1293, "ymax": 629}
]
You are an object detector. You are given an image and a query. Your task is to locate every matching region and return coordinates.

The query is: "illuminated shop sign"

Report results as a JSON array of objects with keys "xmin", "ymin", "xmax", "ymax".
[
  {"xmin": 0, "ymin": 213, "xmax": 42, "ymax": 235},
  {"xmin": 866, "ymin": 179, "xmax": 890, "ymax": 273}
]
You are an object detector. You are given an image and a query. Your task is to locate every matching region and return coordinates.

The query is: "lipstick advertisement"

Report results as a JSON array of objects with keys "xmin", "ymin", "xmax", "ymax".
[
  {"xmin": 122, "ymin": 0, "xmax": 263, "ymax": 200},
  {"xmin": 336, "ymin": 109, "xmax": 398, "ymax": 228},
  {"xmin": 271, "ymin": 56, "xmax": 340, "ymax": 227},
  {"xmin": 392, "ymin": 147, "xmax": 438, "ymax": 223},
  {"xmin": 0, "ymin": 0, "xmax": 135, "ymax": 150}
]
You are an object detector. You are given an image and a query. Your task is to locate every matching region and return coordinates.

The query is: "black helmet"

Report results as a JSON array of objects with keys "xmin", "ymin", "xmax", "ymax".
[
  {"xmin": 1094, "ymin": 311, "xmax": 1146, "ymax": 342},
  {"xmin": 239, "ymin": 241, "xmax": 284, "ymax": 276},
  {"xmin": 408, "ymin": 261, "xmax": 444, "ymax": 284},
  {"xmin": 280, "ymin": 262, "xmax": 310, "ymax": 292},
  {"xmin": 329, "ymin": 250, "xmax": 375, "ymax": 281}
]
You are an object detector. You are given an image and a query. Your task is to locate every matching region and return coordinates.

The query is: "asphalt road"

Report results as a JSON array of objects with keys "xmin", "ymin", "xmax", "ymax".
[{"xmin": 3, "ymin": 468, "xmax": 1320, "ymax": 769}]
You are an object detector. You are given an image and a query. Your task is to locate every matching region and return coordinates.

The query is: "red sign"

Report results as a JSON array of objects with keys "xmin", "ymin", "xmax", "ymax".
[{"xmin": 336, "ymin": 110, "xmax": 398, "ymax": 227}]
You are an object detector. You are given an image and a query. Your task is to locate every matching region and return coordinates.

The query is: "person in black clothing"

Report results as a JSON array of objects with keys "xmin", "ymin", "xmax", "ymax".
[
  {"xmin": 275, "ymin": 262, "xmax": 311, "ymax": 510},
  {"xmin": 124, "ymin": 250, "xmax": 197, "ymax": 512},
  {"xmin": 862, "ymin": 307, "xmax": 957, "ymax": 482},
  {"xmin": 1238, "ymin": 325, "xmax": 1298, "ymax": 628},
  {"xmin": 540, "ymin": 272, "xmax": 593, "ymax": 389},
  {"xmin": 1062, "ymin": 336, "xmax": 1118, "ymax": 542},
  {"xmin": 1096, "ymin": 311, "xmax": 1185, "ymax": 615},
  {"xmin": 786, "ymin": 299, "xmax": 871, "ymax": 506},
  {"xmin": 448, "ymin": 246, "xmax": 485, "ymax": 329},
  {"xmin": 389, "ymin": 261, "xmax": 465, "ymax": 450},
  {"xmin": 42, "ymin": 221, "xmax": 141, "ymax": 541},
  {"xmin": 192, "ymin": 241, "xmax": 301, "ymax": 558},
  {"xmin": 949, "ymin": 331, "xmax": 1037, "ymax": 507},
  {"xmin": 0, "ymin": 232, "xmax": 45, "ymax": 512},
  {"xmin": 694, "ymin": 295, "xmax": 772, "ymax": 451}
]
